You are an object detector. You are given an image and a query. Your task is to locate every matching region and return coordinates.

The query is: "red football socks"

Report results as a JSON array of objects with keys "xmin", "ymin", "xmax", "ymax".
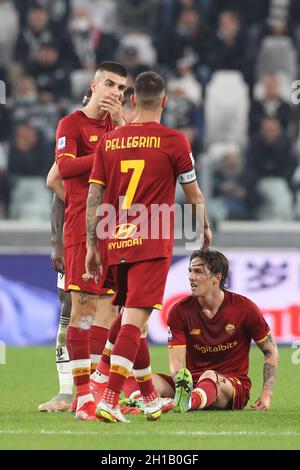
[
  {"xmin": 133, "ymin": 338, "xmax": 157, "ymax": 401},
  {"xmin": 103, "ymin": 324, "xmax": 141, "ymax": 407},
  {"xmin": 66, "ymin": 326, "xmax": 90, "ymax": 392},
  {"xmin": 191, "ymin": 378, "xmax": 218, "ymax": 410},
  {"xmin": 89, "ymin": 325, "xmax": 108, "ymax": 374},
  {"xmin": 94, "ymin": 313, "xmax": 122, "ymax": 377}
]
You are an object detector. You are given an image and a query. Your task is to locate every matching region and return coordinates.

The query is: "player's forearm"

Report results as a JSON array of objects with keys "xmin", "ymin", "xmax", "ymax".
[
  {"xmin": 51, "ymin": 193, "xmax": 65, "ymax": 245},
  {"xmin": 57, "ymin": 154, "xmax": 94, "ymax": 180},
  {"xmin": 185, "ymin": 185, "xmax": 209, "ymax": 229},
  {"xmin": 262, "ymin": 345, "xmax": 279, "ymax": 395},
  {"xmin": 257, "ymin": 334, "xmax": 279, "ymax": 396},
  {"xmin": 168, "ymin": 348, "xmax": 186, "ymax": 377},
  {"xmin": 86, "ymin": 183, "xmax": 104, "ymax": 246},
  {"xmin": 47, "ymin": 163, "xmax": 64, "ymax": 201},
  {"xmin": 51, "ymin": 178, "xmax": 65, "ymax": 202}
]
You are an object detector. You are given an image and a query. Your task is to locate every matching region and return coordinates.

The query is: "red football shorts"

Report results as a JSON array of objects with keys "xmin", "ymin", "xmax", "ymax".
[
  {"xmin": 64, "ymin": 242, "xmax": 114, "ymax": 296},
  {"xmin": 104, "ymin": 257, "xmax": 171, "ymax": 309}
]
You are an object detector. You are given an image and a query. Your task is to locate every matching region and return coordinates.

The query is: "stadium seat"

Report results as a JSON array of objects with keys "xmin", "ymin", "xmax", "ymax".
[
  {"xmin": 255, "ymin": 36, "xmax": 297, "ymax": 82},
  {"xmin": 205, "ymin": 71, "xmax": 250, "ymax": 147},
  {"xmin": 10, "ymin": 177, "xmax": 51, "ymax": 221},
  {"xmin": 256, "ymin": 177, "xmax": 293, "ymax": 221},
  {"xmin": 70, "ymin": 70, "xmax": 94, "ymax": 100}
]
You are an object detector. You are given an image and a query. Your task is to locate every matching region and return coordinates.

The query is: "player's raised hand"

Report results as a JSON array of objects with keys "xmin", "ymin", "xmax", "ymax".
[
  {"xmin": 85, "ymin": 242, "xmax": 102, "ymax": 283},
  {"xmin": 98, "ymin": 95, "xmax": 124, "ymax": 127},
  {"xmin": 251, "ymin": 391, "xmax": 272, "ymax": 411},
  {"xmin": 51, "ymin": 240, "xmax": 65, "ymax": 274}
]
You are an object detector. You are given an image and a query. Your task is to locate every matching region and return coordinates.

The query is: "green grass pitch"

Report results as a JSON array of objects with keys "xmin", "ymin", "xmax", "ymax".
[{"xmin": 0, "ymin": 346, "xmax": 299, "ymax": 450}]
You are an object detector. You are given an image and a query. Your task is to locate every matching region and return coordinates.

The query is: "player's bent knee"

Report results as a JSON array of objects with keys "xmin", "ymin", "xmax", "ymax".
[{"xmin": 199, "ymin": 370, "xmax": 218, "ymax": 383}]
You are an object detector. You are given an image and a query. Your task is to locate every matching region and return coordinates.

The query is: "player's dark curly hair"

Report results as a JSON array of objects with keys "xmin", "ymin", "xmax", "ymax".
[{"xmin": 190, "ymin": 250, "xmax": 229, "ymax": 289}]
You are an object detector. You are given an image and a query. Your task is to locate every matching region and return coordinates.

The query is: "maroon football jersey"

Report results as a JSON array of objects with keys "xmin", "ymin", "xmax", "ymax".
[
  {"xmin": 89, "ymin": 122, "xmax": 195, "ymax": 265},
  {"xmin": 55, "ymin": 110, "xmax": 114, "ymax": 247},
  {"xmin": 168, "ymin": 290, "xmax": 270, "ymax": 384}
]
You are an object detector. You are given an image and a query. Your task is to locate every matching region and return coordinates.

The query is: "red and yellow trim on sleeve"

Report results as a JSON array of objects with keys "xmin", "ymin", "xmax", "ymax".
[
  {"xmin": 255, "ymin": 330, "xmax": 271, "ymax": 344},
  {"xmin": 56, "ymin": 152, "xmax": 76, "ymax": 159},
  {"xmin": 168, "ymin": 344, "xmax": 186, "ymax": 349},
  {"xmin": 88, "ymin": 178, "xmax": 106, "ymax": 186}
]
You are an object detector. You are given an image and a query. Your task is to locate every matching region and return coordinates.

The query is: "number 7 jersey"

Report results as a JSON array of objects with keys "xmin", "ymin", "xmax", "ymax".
[{"xmin": 89, "ymin": 121, "xmax": 196, "ymax": 265}]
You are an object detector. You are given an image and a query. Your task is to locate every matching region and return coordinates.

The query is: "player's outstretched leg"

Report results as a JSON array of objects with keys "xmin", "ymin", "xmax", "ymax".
[
  {"xmin": 39, "ymin": 285, "xmax": 73, "ymax": 412},
  {"xmin": 173, "ymin": 368, "xmax": 193, "ymax": 413}
]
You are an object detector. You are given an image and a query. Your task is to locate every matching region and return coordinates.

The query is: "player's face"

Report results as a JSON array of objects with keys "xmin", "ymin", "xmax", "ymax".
[
  {"xmin": 92, "ymin": 70, "xmax": 127, "ymax": 103},
  {"xmin": 188, "ymin": 258, "xmax": 217, "ymax": 296}
]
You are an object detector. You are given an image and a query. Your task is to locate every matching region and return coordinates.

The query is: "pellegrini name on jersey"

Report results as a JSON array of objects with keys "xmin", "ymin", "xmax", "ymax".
[{"xmin": 105, "ymin": 135, "xmax": 161, "ymax": 151}]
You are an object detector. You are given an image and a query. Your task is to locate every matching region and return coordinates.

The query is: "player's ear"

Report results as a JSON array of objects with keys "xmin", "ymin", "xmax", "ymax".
[
  {"xmin": 162, "ymin": 95, "xmax": 168, "ymax": 109},
  {"xmin": 90, "ymin": 80, "xmax": 97, "ymax": 94},
  {"xmin": 130, "ymin": 94, "xmax": 137, "ymax": 108}
]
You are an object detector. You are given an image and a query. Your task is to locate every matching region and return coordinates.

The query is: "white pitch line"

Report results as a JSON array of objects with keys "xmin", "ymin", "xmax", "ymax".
[{"xmin": 0, "ymin": 430, "xmax": 300, "ymax": 437}]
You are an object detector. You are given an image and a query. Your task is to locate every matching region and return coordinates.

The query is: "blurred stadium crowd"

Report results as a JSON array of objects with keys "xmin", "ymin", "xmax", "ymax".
[{"xmin": 1, "ymin": 0, "xmax": 300, "ymax": 223}]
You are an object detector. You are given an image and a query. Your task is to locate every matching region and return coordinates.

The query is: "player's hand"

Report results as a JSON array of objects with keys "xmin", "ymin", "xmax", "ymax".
[
  {"xmin": 202, "ymin": 226, "xmax": 212, "ymax": 250},
  {"xmin": 98, "ymin": 96, "xmax": 125, "ymax": 127},
  {"xmin": 251, "ymin": 391, "xmax": 272, "ymax": 411},
  {"xmin": 85, "ymin": 242, "xmax": 102, "ymax": 283},
  {"xmin": 51, "ymin": 240, "xmax": 65, "ymax": 274}
]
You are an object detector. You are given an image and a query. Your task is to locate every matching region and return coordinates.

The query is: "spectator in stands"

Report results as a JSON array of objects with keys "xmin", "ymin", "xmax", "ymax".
[
  {"xmin": 15, "ymin": 5, "xmax": 78, "ymax": 71},
  {"xmin": 246, "ymin": 117, "xmax": 297, "ymax": 220},
  {"xmin": 168, "ymin": 54, "xmax": 202, "ymax": 107},
  {"xmin": 15, "ymin": 0, "xmax": 71, "ymax": 31},
  {"xmin": 69, "ymin": 7, "xmax": 97, "ymax": 71},
  {"xmin": 212, "ymin": 150, "xmax": 249, "ymax": 220},
  {"xmin": 8, "ymin": 122, "xmax": 52, "ymax": 179},
  {"xmin": 26, "ymin": 42, "xmax": 72, "ymax": 99},
  {"xmin": 208, "ymin": 10, "xmax": 247, "ymax": 75},
  {"xmin": 72, "ymin": 0, "xmax": 118, "ymax": 34},
  {"xmin": 12, "ymin": 75, "xmax": 64, "ymax": 144},
  {"xmin": 247, "ymin": 117, "xmax": 297, "ymax": 182},
  {"xmin": 14, "ymin": 5, "xmax": 55, "ymax": 67},
  {"xmin": 163, "ymin": 82, "xmax": 202, "ymax": 156},
  {"xmin": 162, "ymin": 7, "xmax": 211, "ymax": 71},
  {"xmin": 249, "ymin": 74, "xmax": 292, "ymax": 135}
]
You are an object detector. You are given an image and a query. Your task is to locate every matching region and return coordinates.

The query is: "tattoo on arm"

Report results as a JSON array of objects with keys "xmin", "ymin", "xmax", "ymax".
[
  {"xmin": 256, "ymin": 333, "xmax": 279, "ymax": 393},
  {"xmin": 263, "ymin": 363, "xmax": 277, "ymax": 392},
  {"xmin": 86, "ymin": 184, "xmax": 103, "ymax": 243}
]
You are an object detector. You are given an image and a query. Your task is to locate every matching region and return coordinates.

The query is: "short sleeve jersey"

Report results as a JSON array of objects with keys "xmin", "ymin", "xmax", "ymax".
[
  {"xmin": 89, "ymin": 121, "xmax": 196, "ymax": 264},
  {"xmin": 55, "ymin": 110, "xmax": 114, "ymax": 247},
  {"xmin": 168, "ymin": 290, "xmax": 270, "ymax": 381}
]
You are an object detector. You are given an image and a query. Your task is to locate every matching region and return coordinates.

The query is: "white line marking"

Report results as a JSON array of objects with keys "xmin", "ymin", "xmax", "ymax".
[{"xmin": 0, "ymin": 430, "xmax": 299, "ymax": 437}]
